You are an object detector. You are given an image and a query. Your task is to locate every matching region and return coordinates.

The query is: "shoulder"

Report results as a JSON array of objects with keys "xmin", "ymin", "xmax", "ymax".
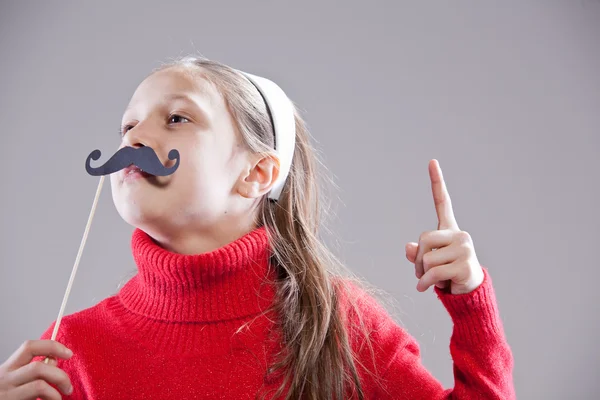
[
  {"xmin": 30, "ymin": 296, "xmax": 118, "ymax": 395},
  {"xmin": 333, "ymin": 275, "xmax": 401, "ymax": 332},
  {"xmin": 332, "ymin": 276, "xmax": 420, "ymax": 374},
  {"xmin": 35, "ymin": 296, "xmax": 117, "ymax": 352},
  {"xmin": 28, "ymin": 299, "xmax": 113, "ymax": 399}
]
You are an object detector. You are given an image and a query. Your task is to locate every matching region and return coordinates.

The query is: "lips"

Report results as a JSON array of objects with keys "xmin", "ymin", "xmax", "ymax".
[{"xmin": 123, "ymin": 164, "xmax": 151, "ymax": 179}]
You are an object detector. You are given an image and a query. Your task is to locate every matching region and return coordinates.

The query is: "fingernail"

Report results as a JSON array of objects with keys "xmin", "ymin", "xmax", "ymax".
[
  {"xmin": 65, "ymin": 348, "xmax": 73, "ymax": 357},
  {"xmin": 66, "ymin": 385, "xmax": 73, "ymax": 395}
]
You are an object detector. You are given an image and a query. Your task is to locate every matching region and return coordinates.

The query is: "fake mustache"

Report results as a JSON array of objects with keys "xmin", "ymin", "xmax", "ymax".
[{"xmin": 85, "ymin": 146, "xmax": 180, "ymax": 176}]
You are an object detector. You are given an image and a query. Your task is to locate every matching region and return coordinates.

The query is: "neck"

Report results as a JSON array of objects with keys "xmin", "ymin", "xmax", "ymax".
[{"xmin": 138, "ymin": 219, "xmax": 259, "ymax": 255}]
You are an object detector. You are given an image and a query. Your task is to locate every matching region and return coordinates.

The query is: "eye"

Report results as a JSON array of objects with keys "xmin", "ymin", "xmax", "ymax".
[
  {"xmin": 168, "ymin": 114, "xmax": 190, "ymax": 125},
  {"xmin": 119, "ymin": 124, "xmax": 133, "ymax": 137},
  {"xmin": 118, "ymin": 114, "xmax": 189, "ymax": 137}
]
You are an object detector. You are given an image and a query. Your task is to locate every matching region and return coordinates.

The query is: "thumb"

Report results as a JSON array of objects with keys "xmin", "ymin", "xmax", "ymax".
[{"xmin": 405, "ymin": 242, "xmax": 418, "ymax": 263}]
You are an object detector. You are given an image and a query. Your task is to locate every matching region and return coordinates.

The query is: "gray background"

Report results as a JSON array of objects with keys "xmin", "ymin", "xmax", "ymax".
[{"xmin": 1, "ymin": 1, "xmax": 598, "ymax": 398}]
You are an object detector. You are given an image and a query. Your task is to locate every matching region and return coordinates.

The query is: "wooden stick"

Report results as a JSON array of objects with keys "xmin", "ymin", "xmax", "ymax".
[{"xmin": 43, "ymin": 175, "xmax": 105, "ymax": 364}]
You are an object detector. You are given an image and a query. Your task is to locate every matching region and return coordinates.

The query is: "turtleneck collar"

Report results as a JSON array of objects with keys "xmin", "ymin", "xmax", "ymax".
[{"xmin": 117, "ymin": 226, "xmax": 277, "ymax": 323}]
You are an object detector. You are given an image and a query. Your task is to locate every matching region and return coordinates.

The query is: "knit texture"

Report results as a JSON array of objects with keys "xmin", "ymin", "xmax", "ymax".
[{"xmin": 33, "ymin": 226, "xmax": 514, "ymax": 399}]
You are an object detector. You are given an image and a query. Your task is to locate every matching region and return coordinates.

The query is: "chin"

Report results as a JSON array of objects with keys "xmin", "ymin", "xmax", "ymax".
[{"xmin": 114, "ymin": 198, "xmax": 163, "ymax": 228}]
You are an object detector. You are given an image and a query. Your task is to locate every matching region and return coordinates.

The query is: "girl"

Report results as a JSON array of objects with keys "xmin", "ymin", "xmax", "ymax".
[{"xmin": 0, "ymin": 55, "xmax": 514, "ymax": 399}]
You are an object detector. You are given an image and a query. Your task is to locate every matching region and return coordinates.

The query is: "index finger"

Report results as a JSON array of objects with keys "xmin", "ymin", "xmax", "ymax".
[
  {"xmin": 2, "ymin": 340, "xmax": 72, "ymax": 371},
  {"xmin": 429, "ymin": 159, "xmax": 459, "ymax": 230}
]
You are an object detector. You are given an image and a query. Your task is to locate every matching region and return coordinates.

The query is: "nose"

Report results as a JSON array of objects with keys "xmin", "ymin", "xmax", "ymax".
[{"xmin": 123, "ymin": 121, "xmax": 154, "ymax": 149}]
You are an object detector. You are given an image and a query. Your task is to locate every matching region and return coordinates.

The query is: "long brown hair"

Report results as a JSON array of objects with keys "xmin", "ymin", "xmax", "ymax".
[{"xmin": 150, "ymin": 55, "xmax": 392, "ymax": 399}]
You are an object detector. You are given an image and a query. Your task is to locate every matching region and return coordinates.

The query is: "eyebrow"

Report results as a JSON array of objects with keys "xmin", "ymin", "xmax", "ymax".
[{"xmin": 165, "ymin": 93, "xmax": 201, "ymax": 105}]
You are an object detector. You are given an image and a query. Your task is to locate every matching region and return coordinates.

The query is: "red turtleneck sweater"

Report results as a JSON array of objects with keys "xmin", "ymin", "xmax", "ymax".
[{"xmin": 32, "ymin": 226, "xmax": 514, "ymax": 399}]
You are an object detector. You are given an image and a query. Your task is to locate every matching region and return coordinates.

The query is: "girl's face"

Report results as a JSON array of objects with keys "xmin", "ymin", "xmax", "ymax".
[{"xmin": 110, "ymin": 66, "xmax": 266, "ymax": 248}]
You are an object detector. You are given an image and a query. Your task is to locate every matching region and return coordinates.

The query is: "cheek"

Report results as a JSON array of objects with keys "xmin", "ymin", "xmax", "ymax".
[{"xmin": 177, "ymin": 149, "xmax": 233, "ymax": 198}]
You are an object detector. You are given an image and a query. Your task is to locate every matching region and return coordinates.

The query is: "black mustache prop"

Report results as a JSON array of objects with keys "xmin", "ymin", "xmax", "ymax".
[{"xmin": 85, "ymin": 146, "xmax": 180, "ymax": 176}]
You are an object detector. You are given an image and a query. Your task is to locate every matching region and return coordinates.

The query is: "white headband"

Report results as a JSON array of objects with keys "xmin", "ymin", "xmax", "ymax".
[{"xmin": 237, "ymin": 70, "xmax": 296, "ymax": 201}]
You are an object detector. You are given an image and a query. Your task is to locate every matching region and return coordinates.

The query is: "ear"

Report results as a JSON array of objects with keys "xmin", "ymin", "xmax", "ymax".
[{"xmin": 237, "ymin": 153, "xmax": 281, "ymax": 199}]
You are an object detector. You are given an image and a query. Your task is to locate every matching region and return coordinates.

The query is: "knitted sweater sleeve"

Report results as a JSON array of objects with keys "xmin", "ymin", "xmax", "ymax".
[{"xmin": 346, "ymin": 267, "xmax": 515, "ymax": 399}]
